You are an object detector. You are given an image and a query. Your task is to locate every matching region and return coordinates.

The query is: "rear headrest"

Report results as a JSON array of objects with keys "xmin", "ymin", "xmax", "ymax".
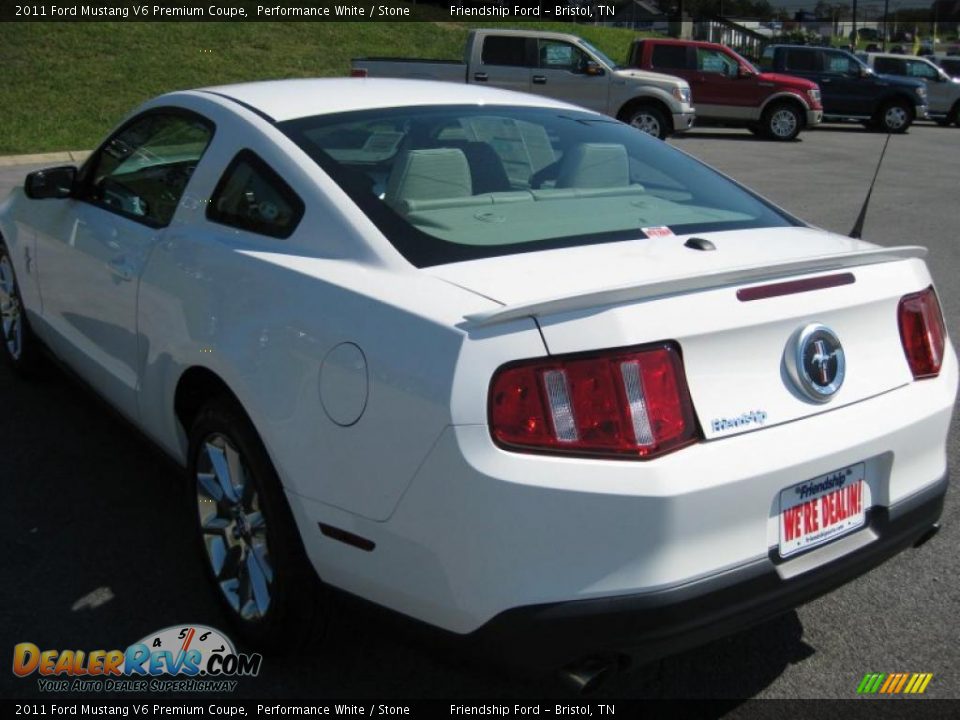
[
  {"xmin": 555, "ymin": 143, "xmax": 630, "ymax": 189},
  {"xmin": 385, "ymin": 148, "xmax": 472, "ymax": 208}
]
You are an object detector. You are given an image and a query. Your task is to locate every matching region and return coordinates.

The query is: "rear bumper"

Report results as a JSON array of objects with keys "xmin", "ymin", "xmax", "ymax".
[
  {"xmin": 672, "ymin": 111, "xmax": 696, "ymax": 133},
  {"xmin": 466, "ymin": 472, "xmax": 947, "ymax": 671}
]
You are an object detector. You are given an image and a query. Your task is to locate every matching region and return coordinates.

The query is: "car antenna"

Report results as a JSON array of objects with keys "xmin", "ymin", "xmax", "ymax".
[{"xmin": 849, "ymin": 132, "xmax": 892, "ymax": 239}]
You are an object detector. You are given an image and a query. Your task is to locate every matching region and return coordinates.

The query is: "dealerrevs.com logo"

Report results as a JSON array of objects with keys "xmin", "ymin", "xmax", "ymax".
[{"xmin": 13, "ymin": 625, "xmax": 262, "ymax": 693}]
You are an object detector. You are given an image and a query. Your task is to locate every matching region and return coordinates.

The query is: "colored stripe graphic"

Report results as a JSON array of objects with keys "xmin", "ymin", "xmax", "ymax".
[{"xmin": 857, "ymin": 672, "xmax": 933, "ymax": 694}]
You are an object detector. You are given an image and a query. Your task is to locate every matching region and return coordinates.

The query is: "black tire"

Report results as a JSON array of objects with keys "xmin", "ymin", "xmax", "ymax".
[
  {"xmin": 762, "ymin": 102, "xmax": 803, "ymax": 141},
  {"xmin": 935, "ymin": 118, "xmax": 952, "ymax": 126},
  {"xmin": 0, "ymin": 239, "xmax": 42, "ymax": 376},
  {"xmin": 188, "ymin": 397, "xmax": 328, "ymax": 651},
  {"xmin": 622, "ymin": 105, "xmax": 670, "ymax": 140},
  {"xmin": 874, "ymin": 99, "xmax": 913, "ymax": 133}
]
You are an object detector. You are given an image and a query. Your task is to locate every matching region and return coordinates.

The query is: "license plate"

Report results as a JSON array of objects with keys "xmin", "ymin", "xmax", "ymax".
[{"xmin": 779, "ymin": 463, "xmax": 869, "ymax": 558}]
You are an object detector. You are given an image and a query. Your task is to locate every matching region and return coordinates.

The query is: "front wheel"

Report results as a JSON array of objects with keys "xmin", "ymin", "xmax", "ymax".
[
  {"xmin": 189, "ymin": 398, "xmax": 328, "ymax": 651},
  {"xmin": 624, "ymin": 105, "xmax": 670, "ymax": 140},
  {"xmin": 0, "ymin": 240, "xmax": 42, "ymax": 375},
  {"xmin": 762, "ymin": 103, "xmax": 803, "ymax": 141},
  {"xmin": 875, "ymin": 100, "xmax": 912, "ymax": 133}
]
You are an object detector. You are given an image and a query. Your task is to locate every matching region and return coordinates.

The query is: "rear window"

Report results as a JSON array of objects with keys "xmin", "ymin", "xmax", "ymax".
[
  {"xmin": 651, "ymin": 44, "xmax": 690, "ymax": 70},
  {"xmin": 278, "ymin": 106, "xmax": 798, "ymax": 268},
  {"xmin": 784, "ymin": 49, "xmax": 819, "ymax": 72},
  {"xmin": 874, "ymin": 57, "xmax": 905, "ymax": 75},
  {"xmin": 481, "ymin": 36, "xmax": 531, "ymax": 67}
]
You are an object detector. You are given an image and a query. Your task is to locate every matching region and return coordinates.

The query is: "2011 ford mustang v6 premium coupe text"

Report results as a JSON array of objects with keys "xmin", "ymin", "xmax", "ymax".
[{"xmin": 0, "ymin": 79, "xmax": 955, "ymax": 688}]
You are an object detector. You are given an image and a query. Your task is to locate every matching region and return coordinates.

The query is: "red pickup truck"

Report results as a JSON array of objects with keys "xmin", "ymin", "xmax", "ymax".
[{"xmin": 627, "ymin": 39, "xmax": 823, "ymax": 141}]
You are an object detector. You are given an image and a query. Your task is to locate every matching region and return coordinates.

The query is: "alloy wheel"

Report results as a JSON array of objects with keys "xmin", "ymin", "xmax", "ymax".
[
  {"xmin": 884, "ymin": 106, "xmax": 908, "ymax": 131},
  {"xmin": 0, "ymin": 256, "xmax": 23, "ymax": 360},
  {"xmin": 770, "ymin": 109, "xmax": 798, "ymax": 139},
  {"xmin": 630, "ymin": 113, "xmax": 662, "ymax": 138},
  {"xmin": 196, "ymin": 433, "xmax": 274, "ymax": 622}
]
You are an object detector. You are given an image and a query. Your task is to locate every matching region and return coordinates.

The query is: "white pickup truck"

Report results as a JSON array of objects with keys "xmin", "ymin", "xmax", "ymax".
[{"xmin": 351, "ymin": 28, "xmax": 695, "ymax": 139}]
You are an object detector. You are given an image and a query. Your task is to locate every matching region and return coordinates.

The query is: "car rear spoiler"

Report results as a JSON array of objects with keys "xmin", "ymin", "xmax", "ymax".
[{"xmin": 463, "ymin": 245, "xmax": 927, "ymax": 327}]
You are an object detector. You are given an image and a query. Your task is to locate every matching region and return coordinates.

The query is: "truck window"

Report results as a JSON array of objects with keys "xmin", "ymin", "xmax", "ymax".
[
  {"xmin": 784, "ymin": 49, "xmax": 819, "ymax": 72},
  {"xmin": 824, "ymin": 51, "xmax": 855, "ymax": 74},
  {"xmin": 905, "ymin": 60, "xmax": 939, "ymax": 79},
  {"xmin": 651, "ymin": 44, "xmax": 690, "ymax": 70},
  {"xmin": 697, "ymin": 48, "xmax": 738, "ymax": 76},
  {"xmin": 481, "ymin": 36, "xmax": 532, "ymax": 68},
  {"xmin": 539, "ymin": 40, "xmax": 589, "ymax": 72},
  {"xmin": 874, "ymin": 57, "xmax": 905, "ymax": 75}
]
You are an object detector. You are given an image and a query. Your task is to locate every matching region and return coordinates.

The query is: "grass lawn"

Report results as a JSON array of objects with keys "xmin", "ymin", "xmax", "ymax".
[{"xmin": 0, "ymin": 21, "xmax": 651, "ymax": 154}]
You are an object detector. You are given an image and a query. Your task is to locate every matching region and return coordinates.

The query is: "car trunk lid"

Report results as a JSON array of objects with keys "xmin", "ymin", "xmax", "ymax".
[{"xmin": 430, "ymin": 227, "xmax": 928, "ymax": 439}]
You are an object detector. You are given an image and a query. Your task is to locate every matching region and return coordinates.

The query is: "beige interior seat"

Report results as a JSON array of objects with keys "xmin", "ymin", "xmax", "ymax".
[
  {"xmin": 384, "ymin": 148, "xmax": 472, "ymax": 209},
  {"xmin": 556, "ymin": 143, "xmax": 630, "ymax": 189}
]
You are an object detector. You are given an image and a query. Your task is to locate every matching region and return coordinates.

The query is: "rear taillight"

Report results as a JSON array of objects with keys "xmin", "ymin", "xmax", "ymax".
[
  {"xmin": 350, "ymin": 68, "xmax": 368, "ymax": 78},
  {"xmin": 489, "ymin": 343, "xmax": 699, "ymax": 460},
  {"xmin": 898, "ymin": 286, "xmax": 946, "ymax": 379}
]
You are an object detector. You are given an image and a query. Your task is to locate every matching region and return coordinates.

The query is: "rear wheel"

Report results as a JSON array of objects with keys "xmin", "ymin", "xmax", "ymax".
[
  {"xmin": 874, "ymin": 100, "xmax": 912, "ymax": 133},
  {"xmin": 623, "ymin": 105, "xmax": 670, "ymax": 140},
  {"xmin": 189, "ymin": 397, "xmax": 328, "ymax": 651},
  {"xmin": 0, "ymin": 240, "xmax": 42, "ymax": 375},
  {"xmin": 762, "ymin": 103, "xmax": 802, "ymax": 141}
]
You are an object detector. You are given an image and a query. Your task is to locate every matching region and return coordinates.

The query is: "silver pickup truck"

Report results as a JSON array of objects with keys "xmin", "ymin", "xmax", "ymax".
[{"xmin": 351, "ymin": 28, "xmax": 696, "ymax": 139}]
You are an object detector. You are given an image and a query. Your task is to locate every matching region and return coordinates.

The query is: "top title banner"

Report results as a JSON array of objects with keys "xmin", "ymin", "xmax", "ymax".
[
  {"xmin": 13, "ymin": 1, "xmax": 913, "ymax": 23},
  {"xmin": 4, "ymin": 1, "xmax": 641, "ymax": 22}
]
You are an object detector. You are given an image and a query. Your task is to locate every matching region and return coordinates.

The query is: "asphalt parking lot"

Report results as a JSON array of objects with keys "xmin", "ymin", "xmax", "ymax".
[{"xmin": 1, "ymin": 121, "xmax": 958, "ymax": 702}]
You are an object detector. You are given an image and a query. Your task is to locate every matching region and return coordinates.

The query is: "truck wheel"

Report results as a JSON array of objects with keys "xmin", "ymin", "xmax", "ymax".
[
  {"xmin": 624, "ymin": 105, "xmax": 670, "ymax": 140},
  {"xmin": 0, "ymin": 239, "xmax": 42, "ymax": 376},
  {"xmin": 762, "ymin": 103, "xmax": 802, "ymax": 141},
  {"xmin": 189, "ymin": 397, "xmax": 329, "ymax": 651},
  {"xmin": 875, "ymin": 100, "xmax": 912, "ymax": 133}
]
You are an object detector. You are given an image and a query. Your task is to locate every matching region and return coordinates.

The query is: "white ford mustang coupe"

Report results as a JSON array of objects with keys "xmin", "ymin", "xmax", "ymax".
[{"xmin": 0, "ymin": 79, "xmax": 955, "ymax": 687}]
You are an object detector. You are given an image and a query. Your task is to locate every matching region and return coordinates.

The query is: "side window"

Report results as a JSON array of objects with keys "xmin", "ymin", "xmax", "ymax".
[
  {"xmin": 874, "ymin": 57, "xmax": 905, "ymax": 75},
  {"xmin": 824, "ymin": 51, "xmax": 854, "ymax": 74},
  {"xmin": 906, "ymin": 60, "xmax": 938, "ymax": 79},
  {"xmin": 651, "ymin": 44, "xmax": 690, "ymax": 70},
  {"xmin": 481, "ymin": 36, "xmax": 531, "ymax": 67},
  {"xmin": 80, "ymin": 111, "xmax": 214, "ymax": 227},
  {"xmin": 784, "ymin": 49, "xmax": 819, "ymax": 72},
  {"xmin": 538, "ymin": 40, "xmax": 588, "ymax": 72},
  {"xmin": 697, "ymin": 48, "xmax": 738, "ymax": 76},
  {"xmin": 207, "ymin": 150, "xmax": 304, "ymax": 239}
]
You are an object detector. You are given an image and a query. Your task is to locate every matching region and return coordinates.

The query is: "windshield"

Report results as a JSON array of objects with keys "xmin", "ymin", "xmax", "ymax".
[
  {"xmin": 279, "ymin": 105, "xmax": 799, "ymax": 268},
  {"xmin": 578, "ymin": 39, "xmax": 619, "ymax": 70}
]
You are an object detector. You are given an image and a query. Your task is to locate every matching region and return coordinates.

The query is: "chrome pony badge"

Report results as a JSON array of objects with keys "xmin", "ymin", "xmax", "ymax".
[{"xmin": 786, "ymin": 324, "xmax": 845, "ymax": 402}]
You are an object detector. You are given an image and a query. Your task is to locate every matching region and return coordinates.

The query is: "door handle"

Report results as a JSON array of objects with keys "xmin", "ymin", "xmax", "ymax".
[
  {"xmin": 107, "ymin": 257, "xmax": 134, "ymax": 282},
  {"xmin": 474, "ymin": 72, "xmax": 488, "ymax": 82},
  {"xmin": 532, "ymin": 75, "xmax": 547, "ymax": 85}
]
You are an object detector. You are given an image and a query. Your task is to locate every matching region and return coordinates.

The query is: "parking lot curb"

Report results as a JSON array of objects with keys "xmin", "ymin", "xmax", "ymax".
[{"xmin": 0, "ymin": 150, "xmax": 91, "ymax": 167}]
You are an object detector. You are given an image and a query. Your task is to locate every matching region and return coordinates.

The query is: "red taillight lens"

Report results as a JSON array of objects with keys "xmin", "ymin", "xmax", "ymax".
[
  {"xmin": 489, "ymin": 343, "xmax": 699, "ymax": 459},
  {"xmin": 898, "ymin": 287, "xmax": 947, "ymax": 379},
  {"xmin": 350, "ymin": 68, "xmax": 368, "ymax": 78}
]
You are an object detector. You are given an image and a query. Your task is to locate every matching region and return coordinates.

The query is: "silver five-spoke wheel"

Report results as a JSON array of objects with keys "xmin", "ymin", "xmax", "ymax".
[
  {"xmin": 196, "ymin": 433, "xmax": 274, "ymax": 622},
  {"xmin": 883, "ymin": 105, "xmax": 909, "ymax": 132},
  {"xmin": 770, "ymin": 109, "xmax": 798, "ymax": 139},
  {"xmin": 630, "ymin": 113, "xmax": 662, "ymax": 138},
  {"xmin": 0, "ymin": 255, "xmax": 23, "ymax": 361}
]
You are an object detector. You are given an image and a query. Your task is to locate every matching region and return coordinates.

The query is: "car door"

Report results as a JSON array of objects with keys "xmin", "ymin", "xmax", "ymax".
[
  {"xmin": 778, "ymin": 47, "xmax": 824, "ymax": 98},
  {"xmin": 692, "ymin": 46, "xmax": 755, "ymax": 118},
  {"xmin": 904, "ymin": 58, "xmax": 950, "ymax": 114},
  {"xmin": 472, "ymin": 35, "xmax": 533, "ymax": 94},
  {"xmin": 35, "ymin": 110, "xmax": 214, "ymax": 419},
  {"xmin": 820, "ymin": 50, "xmax": 872, "ymax": 116},
  {"xmin": 531, "ymin": 38, "xmax": 608, "ymax": 114}
]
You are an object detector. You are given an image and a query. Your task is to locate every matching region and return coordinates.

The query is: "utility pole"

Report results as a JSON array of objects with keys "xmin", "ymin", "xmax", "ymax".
[
  {"xmin": 852, "ymin": 0, "xmax": 858, "ymax": 48},
  {"xmin": 883, "ymin": 0, "xmax": 889, "ymax": 50}
]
